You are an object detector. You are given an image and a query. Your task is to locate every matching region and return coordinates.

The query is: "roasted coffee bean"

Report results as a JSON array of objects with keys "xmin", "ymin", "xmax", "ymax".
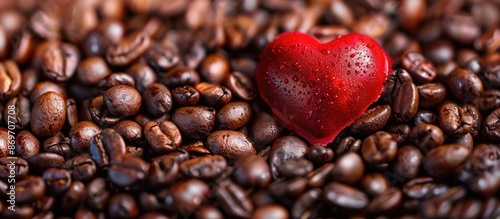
[
  {"xmin": 392, "ymin": 145, "xmax": 423, "ymax": 181},
  {"xmin": 409, "ymin": 124, "xmax": 444, "ymax": 152},
  {"xmin": 86, "ymin": 178, "xmax": 110, "ymax": 211},
  {"xmin": 70, "ymin": 121, "xmax": 101, "ymax": 154},
  {"xmin": 31, "ymin": 92, "xmax": 66, "ymax": 138},
  {"xmin": 306, "ymin": 163, "xmax": 334, "ymax": 188},
  {"xmin": 200, "ymin": 53, "xmax": 230, "ymax": 83},
  {"xmin": 0, "ymin": 60, "xmax": 21, "ymax": 100},
  {"xmin": 126, "ymin": 146, "xmax": 145, "ymax": 158},
  {"xmin": 330, "ymin": 152, "xmax": 363, "ymax": 185},
  {"xmin": 251, "ymin": 204, "xmax": 288, "ymax": 219},
  {"xmin": 225, "ymin": 71, "xmax": 257, "ymax": 101},
  {"xmin": 307, "ymin": 145, "xmax": 334, "ymax": 164},
  {"xmin": 473, "ymin": 89, "xmax": 500, "ymax": 112},
  {"xmin": 32, "ymin": 195, "xmax": 55, "ymax": 212},
  {"xmin": 446, "ymin": 68, "xmax": 483, "ymax": 102},
  {"xmin": 181, "ymin": 140, "xmax": 212, "ymax": 156},
  {"xmin": 90, "ymin": 135, "xmax": 111, "ymax": 169},
  {"xmin": 393, "ymin": 81, "xmax": 419, "ymax": 122},
  {"xmin": 4, "ymin": 95, "xmax": 30, "ymax": 129},
  {"xmin": 233, "ymin": 155, "xmax": 271, "ymax": 188},
  {"xmin": 276, "ymin": 158, "xmax": 313, "ymax": 178},
  {"xmin": 324, "ymin": 182, "xmax": 369, "ymax": 210},
  {"xmin": 138, "ymin": 192, "xmax": 162, "ymax": 211},
  {"xmin": 438, "ymin": 101, "xmax": 474, "ymax": 136},
  {"xmin": 30, "ymin": 81, "xmax": 67, "ymax": 104},
  {"xmin": 15, "ymin": 176, "xmax": 45, "ymax": 204},
  {"xmin": 249, "ymin": 112, "xmax": 280, "ymax": 150},
  {"xmin": 483, "ymin": 108, "xmax": 500, "ymax": 141},
  {"xmin": 148, "ymin": 155, "xmax": 178, "ymax": 188},
  {"xmin": 103, "ymin": 85, "xmax": 142, "ymax": 117},
  {"xmin": 20, "ymin": 68, "xmax": 39, "ymax": 96},
  {"xmin": 1, "ymin": 204, "xmax": 34, "ymax": 219},
  {"xmin": 381, "ymin": 69, "xmax": 413, "ymax": 104},
  {"xmin": 456, "ymin": 144, "xmax": 500, "ymax": 197},
  {"xmin": 160, "ymin": 67, "xmax": 200, "ymax": 88},
  {"xmin": 425, "ymin": 40, "xmax": 454, "ymax": 65},
  {"xmin": 99, "ymin": 128, "xmax": 127, "ymax": 159},
  {"xmin": 215, "ymin": 179, "xmax": 254, "ymax": 218},
  {"xmin": 334, "ymin": 136, "xmax": 362, "ymax": 156},
  {"xmin": 113, "ymin": 120, "xmax": 143, "ymax": 142},
  {"xmin": 207, "ymin": 130, "xmax": 256, "ymax": 160},
  {"xmin": 28, "ymin": 153, "xmax": 65, "ymax": 172},
  {"xmin": 417, "ymin": 83, "xmax": 447, "ymax": 108},
  {"xmin": 361, "ymin": 131, "xmax": 398, "ymax": 168},
  {"xmin": 196, "ymin": 82, "xmax": 232, "ymax": 106},
  {"xmin": 172, "ymin": 106, "xmax": 215, "ymax": 139},
  {"xmin": 0, "ymin": 157, "xmax": 29, "ymax": 180},
  {"xmin": 108, "ymin": 154, "xmax": 149, "ymax": 189},
  {"xmin": 420, "ymin": 186, "xmax": 467, "ymax": 218},
  {"xmin": 144, "ymin": 120, "xmax": 182, "ymax": 153},
  {"xmin": 145, "ymin": 41, "xmax": 180, "ymax": 71},
  {"xmin": 483, "ymin": 61, "xmax": 500, "ymax": 87},
  {"xmin": 401, "ymin": 52, "xmax": 437, "ymax": 84},
  {"xmin": 97, "ymin": 73, "xmax": 136, "ymax": 92},
  {"xmin": 66, "ymin": 98, "xmax": 79, "ymax": 127},
  {"xmin": 108, "ymin": 193, "xmax": 139, "ymax": 219},
  {"xmin": 350, "ymin": 105, "xmax": 391, "ymax": 136},
  {"xmin": 61, "ymin": 154, "xmax": 97, "ymax": 182},
  {"xmin": 268, "ymin": 135, "xmax": 308, "ymax": 179},
  {"xmin": 291, "ymin": 188, "xmax": 323, "ymax": 219},
  {"xmin": 172, "ymin": 85, "xmax": 200, "ymax": 106},
  {"xmin": 77, "ymin": 56, "xmax": 111, "ymax": 85},
  {"xmin": 443, "ymin": 13, "xmax": 480, "ymax": 43},
  {"xmin": 449, "ymin": 198, "xmax": 482, "ymax": 219},
  {"xmin": 143, "ymin": 83, "xmax": 173, "ymax": 117},
  {"xmin": 423, "ymin": 144, "xmax": 470, "ymax": 180},
  {"xmin": 41, "ymin": 43, "xmax": 80, "ymax": 82},
  {"xmin": 268, "ymin": 177, "xmax": 308, "ymax": 199},
  {"xmin": 180, "ymin": 155, "xmax": 227, "ymax": 179},
  {"xmin": 126, "ymin": 62, "xmax": 157, "ymax": 92},
  {"xmin": 360, "ymin": 173, "xmax": 390, "ymax": 198},
  {"xmin": 403, "ymin": 177, "xmax": 446, "ymax": 199},
  {"xmin": 15, "ymin": 130, "xmax": 40, "ymax": 159},
  {"xmin": 60, "ymin": 181, "xmax": 86, "ymax": 213},
  {"xmin": 42, "ymin": 168, "xmax": 72, "ymax": 194},
  {"xmin": 367, "ymin": 188, "xmax": 402, "ymax": 215},
  {"xmin": 413, "ymin": 110, "xmax": 437, "ymax": 125},
  {"xmin": 216, "ymin": 101, "xmax": 252, "ymax": 130},
  {"xmin": 164, "ymin": 179, "xmax": 210, "ymax": 214},
  {"xmin": 107, "ymin": 31, "xmax": 152, "ymax": 66}
]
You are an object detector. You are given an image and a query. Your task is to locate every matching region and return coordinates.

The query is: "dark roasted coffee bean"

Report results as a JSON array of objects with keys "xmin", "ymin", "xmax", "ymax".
[
  {"xmin": 70, "ymin": 121, "xmax": 100, "ymax": 154},
  {"xmin": 1, "ymin": 204, "xmax": 34, "ymax": 219},
  {"xmin": 138, "ymin": 192, "xmax": 162, "ymax": 211},
  {"xmin": 65, "ymin": 98, "xmax": 78, "ymax": 127},
  {"xmin": 449, "ymin": 133, "xmax": 474, "ymax": 151},
  {"xmin": 249, "ymin": 112, "xmax": 280, "ymax": 150},
  {"xmin": 172, "ymin": 85, "xmax": 200, "ymax": 106},
  {"xmin": 392, "ymin": 145, "xmax": 423, "ymax": 181},
  {"xmin": 401, "ymin": 52, "xmax": 437, "ymax": 84},
  {"xmin": 164, "ymin": 179, "xmax": 210, "ymax": 214},
  {"xmin": 420, "ymin": 186, "xmax": 467, "ymax": 218},
  {"xmin": 268, "ymin": 136, "xmax": 308, "ymax": 179},
  {"xmin": 86, "ymin": 178, "xmax": 110, "ymax": 211},
  {"xmin": 180, "ymin": 155, "xmax": 227, "ymax": 179},
  {"xmin": 181, "ymin": 140, "xmax": 212, "ymax": 156},
  {"xmin": 361, "ymin": 131, "xmax": 398, "ymax": 169},
  {"xmin": 107, "ymin": 31, "xmax": 152, "ymax": 66},
  {"xmin": 306, "ymin": 163, "xmax": 334, "ymax": 188},
  {"xmin": 15, "ymin": 130, "xmax": 39, "ymax": 159},
  {"xmin": 417, "ymin": 83, "xmax": 447, "ymax": 108},
  {"xmin": 423, "ymin": 144, "xmax": 470, "ymax": 180},
  {"xmin": 20, "ymin": 69, "xmax": 38, "ymax": 97},
  {"xmin": 172, "ymin": 106, "xmax": 215, "ymax": 139},
  {"xmin": 108, "ymin": 193, "xmax": 139, "ymax": 219},
  {"xmin": 15, "ymin": 176, "xmax": 45, "ymax": 204},
  {"xmin": 215, "ymin": 179, "xmax": 253, "ymax": 218},
  {"xmin": 0, "ymin": 157, "xmax": 28, "ymax": 180},
  {"xmin": 307, "ymin": 145, "xmax": 334, "ymax": 164},
  {"xmin": 145, "ymin": 41, "xmax": 180, "ymax": 71},
  {"xmin": 409, "ymin": 124, "xmax": 444, "ymax": 152},
  {"xmin": 61, "ymin": 154, "xmax": 97, "ymax": 182},
  {"xmin": 126, "ymin": 146, "xmax": 145, "ymax": 158},
  {"xmin": 291, "ymin": 188, "xmax": 323, "ymax": 219},
  {"xmin": 126, "ymin": 62, "xmax": 157, "ymax": 92},
  {"xmin": 4, "ymin": 95, "xmax": 30, "ymax": 129},
  {"xmin": 225, "ymin": 71, "xmax": 257, "ymax": 101},
  {"xmin": 89, "ymin": 95, "xmax": 122, "ymax": 127},
  {"xmin": 393, "ymin": 81, "xmax": 419, "ymax": 122},
  {"xmin": 443, "ymin": 13, "xmax": 480, "ymax": 43},
  {"xmin": 403, "ymin": 177, "xmax": 445, "ymax": 199},
  {"xmin": 77, "ymin": 56, "xmax": 111, "ymax": 85},
  {"xmin": 324, "ymin": 182, "xmax": 369, "ymax": 210},
  {"xmin": 200, "ymin": 53, "xmax": 230, "ymax": 83},
  {"xmin": 483, "ymin": 108, "xmax": 500, "ymax": 141},
  {"xmin": 144, "ymin": 120, "xmax": 182, "ymax": 153},
  {"xmin": 113, "ymin": 120, "xmax": 143, "ymax": 143},
  {"xmin": 30, "ymin": 81, "xmax": 67, "ymax": 104},
  {"xmin": 148, "ymin": 155, "xmax": 178, "ymax": 188},
  {"xmin": 276, "ymin": 158, "xmax": 313, "ymax": 178},
  {"xmin": 483, "ymin": 61, "xmax": 500, "ymax": 87},
  {"xmin": 456, "ymin": 144, "xmax": 500, "ymax": 196},
  {"xmin": 108, "ymin": 154, "xmax": 148, "ymax": 189},
  {"xmin": 413, "ymin": 110, "xmax": 437, "ymax": 126},
  {"xmin": 425, "ymin": 40, "xmax": 454, "ymax": 65},
  {"xmin": 41, "ymin": 43, "xmax": 80, "ymax": 82},
  {"xmin": 216, "ymin": 101, "xmax": 252, "ymax": 130},
  {"xmin": 473, "ymin": 89, "xmax": 500, "ymax": 112},
  {"xmin": 28, "ymin": 153, "xmax": 65, "ymax": 172},
  {"xmin": 332, "ymin": 153, "xmax": 364, "ymax": 185},
  {"xmin": 334, "ymin": 136, "xmax": 362, "ymax": 156},
  {"xmin": 360, "ymin": 173, "xmax": 390, "ymax": 198},
  {"xmin": 446, "ymin": 68, "xmax": 483, "ymax": 102},
  {"xmin": 196, "ymin": 82, "xmax": 232, "ymax": 106},
  {"xmin": 99, "ymin": 128, "xmax": 127, "ymax": 159},
  {"xmin": 251, "ymin": 204, "xmax": 288, "ymax": 219},
  {"xmin": 60, "ymin": 181, "xmax": 86, "ymax": 213},
  {"xmin": 233, "ymin": 155, "xmax": 271, "ymax": 188},
  {"xmin": 103, "ymin": 85, "xmax": 142, "ymax": 117},
  {"xmin": 367, "ymin": 188, "xmax": 402, "ymax": 215},
  {"xmin": 462, "ymin": 57, "xmax": 484, "ymax": 75},
  {"xmin": 0, "ymin": 60, "xmax": 21, "ymax": 100},
  {"xmin": 184, "ymin": 39, "xmax": 206, "ymax": 68},
  {"xmin": 32, "ymin": 195, "xmax": 55, "ymax": 212},
  {"xmin": 381, "ymin": 69, "xmax": 413, "ymax": 104},
  {"xmin": 31, "ymin": 92, "xmax": 66, "ymax": 138},
  {"xmin": 350, "ymin": 105, "xmax": 391, "ymax": 136},
  {"xmin": 160, "ymin": 67, "xmax": 200, "ymax": 88},
  {"xmin": 438, "ymin": 101, "xmax": 474, "ymax": 136},
  {"xmin": 207, "ymin": 130, "xmax": 256, "ymax": 160},
  {"xmin": 90, "ymin": 134, "xmax": 110, "ymax": 169},
  {"xmin": 449, "ymin": 198, "xmax": 482, "ymax": 219},
  {"xmin": 143, "ymin": 83, "xmax": 172, "ymax": 117},
  {"xmin": 97, "ymin": 73, "xmax": 136, "ymax": 92},
  {"xmin": 388, "ymin": 124, "xmax": 411, "ymax": 146},
  {"xmin": 269, "ymin": 177, "xmax": 308, "ymax": 199},
  {"xmin": 42, "ymin": 167, "xmax": 71, "ymax": 194}
]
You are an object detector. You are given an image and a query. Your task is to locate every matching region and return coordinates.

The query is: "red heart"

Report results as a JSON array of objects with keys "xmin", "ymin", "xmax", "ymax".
[{"xmin": 256, "ymin": 32, "xmax": 391, "ymax": 145}]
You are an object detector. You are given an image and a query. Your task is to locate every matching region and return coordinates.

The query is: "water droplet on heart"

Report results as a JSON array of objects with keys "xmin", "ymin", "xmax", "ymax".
[
  {"xmin": 367, "ymin": 43, "xmax": 374, "ymax": 48},
  {"xmin": 350, "ymin": 54, "xmax": 355, "ymax": 58},
  {"xmin": 306, "ymin": 111, "xmax": 312, "ymax": 120},
  {"xmin": 355, "ymin": 62, "xmax": 360, "ymax": 66},
  {"xmin": 284, "ymin": 79, "xmax": 289, "ymax": 84},
  {"xmin": 292, "ymin": 76, "xmax": 299, "ymax": 82},
  {"xmin": 320, "ymin": 49, "xmax": 331, "ymax": 55}
]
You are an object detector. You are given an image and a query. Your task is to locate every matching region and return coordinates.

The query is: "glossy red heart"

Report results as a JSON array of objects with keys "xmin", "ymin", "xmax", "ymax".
[{"xmin": 256, "ymin": 32, "xmax": 391, "ymax": 145}]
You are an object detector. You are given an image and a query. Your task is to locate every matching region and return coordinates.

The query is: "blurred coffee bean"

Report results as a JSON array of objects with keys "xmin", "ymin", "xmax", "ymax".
[
  {"xmin": 307, "ymin": 163, "xmax": 334, "ymax": 188},
  {"xmin": 291, "ymin": 188, "xmax": 323, "ymax": 219},
  {"xmin": 180, "ymin": 155, "xmax": 226, "ymax": 179},
  {"xmin": 225, "ymin": 71, "xmax": 257, "ymax": 101},
  {"xmin": 249, "ymin": 112, "xmax": 280, "ymax": 150},
  {"xmin": 423, "ymin": 144, "xmax": 470, "ymax": 180},
  {"xmin": 107, "ymin": 31, "xmax": 152, "ymax": 66},
  {"xmin": 443, "ymin": 13, "xmax": 480, "ymax": 43},
  {"xmin": 445, "ymin": 68, "xmax": 483, "ymax": 102},
  {"xmin": 145, "ymin": 41, "xmax": 180, "ymax": 71},
  {"xmin": 70, "ymin": 121, "xmax": 101, "ymax": 154},
  {"xmin": 233, "ymin": 155, "xmax": 271, "ymax": 188},
  {"xmin": 41, "ymin": 43, "xmax": 80, "ymax": 82},
  {"xmin": 4, "ymin": 95, "xmax": 30, "ymax": 129},
  {"xmin": 0, "ymin": 157, "xmax": 28, "ymax": 180},
  {"xmin": 307, "ymin": 145, "xmax": 334, "ymax": 164},
  {"xmin": 251, "ymin": 204, "xmax": 289, "ymax": 219},
  {"xmin": 108, "ymin": 154, "xmax": 149, "ymax": 189},
  {"xmin": 268, "ymin": 136, "xmax": 308, "ymax": 179},
  {"xmin": 0, "ymin": 60, "xmax": 21, "ymax": 100},
  {"xmin": 401, "ymin": 52, "xmax": 437, "ymax": 84},
  {"xmin": 276, "ymin": 158, "xmax": 313, "ymax": 178},
  {"xmin": 97, "ymin": 73, "xmax": 136, "ymax": 92},
  {"xmin": 15, "ymin": 130, "xmax": 39, "ymax": 159},
  {"xmin": 392, "ymin": 145, "xmax": 423, "ymax": 181},
  {"xmin": 20, "ymin": 68, "xmax": 38, "ymax": 96},
  {"xmin": 413, "ymin": 110, "xmax": 437, "ymax": 126},
  {"xmin": 143, "ymin": 83, "xmax": 172, "ymax": 117},
  {"xmin": 367, "ymin": 188, "xmax": 402, "ymax": 215},
  {"xmin": 60, "ymin": 181, "xmax": 86, "ymax": 213},
  {"xmin": 160, "ymin": 67, "xmax": 200, "ymax": 88},
  {"xmin": 483, "ymin": 108, "xmax": 500, "ymax": 141},
  {"xmin": 108, "ymin": 193, "xmax": 139, "ymax": 219},
  {"xmin": 360, "ymin": 173, "xmax": 390, "ymax": 198},
  {"xmin": 473, "ymin": 89, "xmax": 500, "ymax": 113},
  {"xmin": 215, "ymin": 179, "xmax": 253, "ymax": 218},
  {"xmin": 126, "ymin": 62, "xmax": 157, "ymax": 92},
  {"xmin": 332, "ymin": 153, "xmax": 364, "ymax": 185},
  {"xmin": 164, "ymin": 179, "xmax": 210, "ymax": 214},
  {"xmin": 42, "ymin": 168, "xmax": 71, "ymax": 194},
  {"xmin": 409, "ymin": 124, "xmax": 444, "ymax": 152},
  {"xmin": 350, "ymin": 105, "xmax": 391, "ymax": 136},
  {"xmin": 199, "ymin": 53, "xmax": 230, "ymax": 84},
  {"xmin": 425, "ymin": 40, "xmax": 454, "ymax": 65},
  {"xmin": 361, "ymin": 131, "xmax": 398, "ymax": 169},
  {"xmin": 77, "ymin": 56, "xmax": 111, "ymax": 85},
  {"xmin": 324, "ymin": 182, "xmax": 369, "ymax": 210},
  {"xmin": 86, "ymin": 178, "xmax": 110, "ymax": 211},
  {"xmin": 148, "ymin": 155, "xmax": 178, "ymax": 188},
  {"xmin": 61, "ymin": 154, "xmax": 97, "ymax": 182}
]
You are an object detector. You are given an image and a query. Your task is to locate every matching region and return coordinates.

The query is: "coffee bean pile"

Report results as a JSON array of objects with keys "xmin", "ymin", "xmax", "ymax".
[{"xmin": 0, "ymin": 0, "xmax": 499, "ymax": 218}]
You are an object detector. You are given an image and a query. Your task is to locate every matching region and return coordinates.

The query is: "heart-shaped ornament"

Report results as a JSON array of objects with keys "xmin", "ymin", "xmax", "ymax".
[{"xmin": 256, "ymin": 32, "xmax": 391, "ymax": 145}]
